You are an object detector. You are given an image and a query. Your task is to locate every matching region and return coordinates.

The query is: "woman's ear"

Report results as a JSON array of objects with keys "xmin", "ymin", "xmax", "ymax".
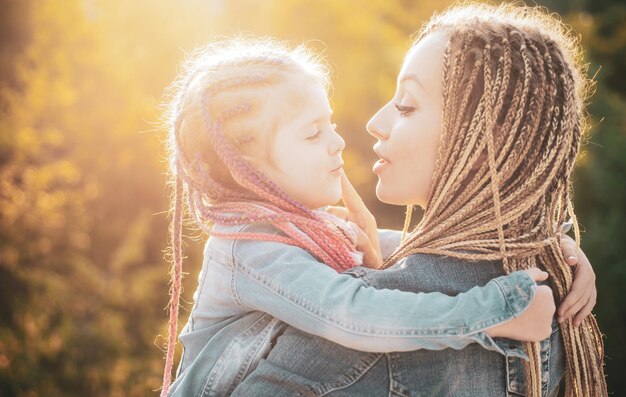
[{"xmin": 471, "ymin": 150, "xmax": 488, "ymax": 172}]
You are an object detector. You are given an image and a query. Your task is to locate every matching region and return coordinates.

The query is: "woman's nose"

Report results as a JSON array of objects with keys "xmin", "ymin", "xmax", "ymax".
[{"xmin": 366, "ymin": 106, "xmax": 390, "ymax": 140}]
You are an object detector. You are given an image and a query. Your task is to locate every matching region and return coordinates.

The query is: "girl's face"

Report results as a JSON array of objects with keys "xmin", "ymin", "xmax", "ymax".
[
  {"xmin": 367, "ymin": 32, "xmax": 447, "ymax": 208},
  {"xmin": 253, "ymin": 81, "xmax": 345, "ymax": 209}
]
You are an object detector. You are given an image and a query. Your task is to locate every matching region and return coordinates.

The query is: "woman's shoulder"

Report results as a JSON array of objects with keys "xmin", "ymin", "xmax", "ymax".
[
  {"xmin": 403, "ymin": 252, "xmax": 500, "ymax": 267},
  {"xmin": 401, "ymin": 252, "xmax": 505, "ymax": 285}
]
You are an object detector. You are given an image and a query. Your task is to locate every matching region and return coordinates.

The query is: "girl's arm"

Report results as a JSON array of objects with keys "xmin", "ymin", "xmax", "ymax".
[
  {"xmin": 339, "ymin": 175, "xmax": 596, "ymax": 328},
  {"xmin": 231, "ymin": 223, "xmax": 542, "ymax": 356}
]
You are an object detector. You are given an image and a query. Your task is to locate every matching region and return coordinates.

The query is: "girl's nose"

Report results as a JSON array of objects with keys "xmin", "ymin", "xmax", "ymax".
[{"xmin": 329, "ymin": 130, "xmax": 345, "ymax": 155}]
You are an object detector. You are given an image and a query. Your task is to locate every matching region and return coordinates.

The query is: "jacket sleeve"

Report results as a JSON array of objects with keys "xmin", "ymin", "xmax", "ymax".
[{"xmin": 231, "ymin": 232, "xmax": 535, "ymax": 355}]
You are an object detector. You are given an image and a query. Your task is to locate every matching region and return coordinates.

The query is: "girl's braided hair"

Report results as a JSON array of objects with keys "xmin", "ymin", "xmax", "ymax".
[{"xmin": 158, "ymin": 38, "xmax": 357, "ymax": 396}]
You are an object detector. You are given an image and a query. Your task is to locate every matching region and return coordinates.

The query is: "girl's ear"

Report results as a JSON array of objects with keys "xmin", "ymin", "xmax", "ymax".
[
  {"xmin": 235, "ymin": 152, "xmax": 270, "ymax": 177},
  {"xmin": 239, "ymin": 153, "xmax": 263, "ymax": 169}
]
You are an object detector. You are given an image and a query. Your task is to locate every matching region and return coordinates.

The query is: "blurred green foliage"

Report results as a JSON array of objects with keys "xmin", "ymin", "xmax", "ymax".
[{"xmin": 0, "ymin": 0, "xmax": 623, "ymax": 395}]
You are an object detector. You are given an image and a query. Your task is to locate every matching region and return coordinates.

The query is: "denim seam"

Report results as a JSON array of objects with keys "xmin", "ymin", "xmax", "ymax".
[
  {"xmin": 226, "ymin": 316, "xmax": 280, "ymax": 395},
  {"xmin": 387, "ymin": 353, "xmax": 412, "ymax": 397},
  {"xmin": 314, "ymin": 353, "xmax": 384, "ymax": 396},
  {"xmin": 541, "ymin": 336, "xmax": 551, "ymax": 395},
  {"xmin": 199, "ymin": 313, "xmax": 274, "ymax": 397},
  {"xmin": 230, "ymin": 226, "xmax": 256, "ymax": 312},
  {"xmin": 231, "ymin": 266, "xmax": 252, "ymax": 311},
  {"xmin": 506, "ymin": 356, "xmax": 525, "ymax": 396},
  {"xmin": 492, "ymin": 274, "xmax": 535, "ymax": 318},
  {"xmin": 188, "ymin": 262, "xmax": 210, "ymax": 332}
]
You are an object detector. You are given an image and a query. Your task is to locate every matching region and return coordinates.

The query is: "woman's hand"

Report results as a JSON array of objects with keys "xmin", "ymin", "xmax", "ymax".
[
  {"xmin": 558, "ymin": 235, "xmax": 597, "ymax": 327},
  {"xmin": 485, "ymin": 268, "xmax": 555, "ymax": 341},
  {"xmin": 325, "ymin": 174, "xmax": 382, "ymax": 269}
]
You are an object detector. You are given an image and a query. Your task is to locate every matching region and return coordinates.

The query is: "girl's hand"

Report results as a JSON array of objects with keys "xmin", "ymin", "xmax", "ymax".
[
  {"xmin": 558, "ymin": 235, "xmax": 597, "ymax": 327},
  {"xmin": 353, "ymin": 224, "xmax": 383, "ymax": 269},
  {"xmin": 325, "ymin": 174, "xmax": 382, "ymax": 269},
  {"xmin": 485, "ymin": 268, "xmax": 555, "ymax": 341}
]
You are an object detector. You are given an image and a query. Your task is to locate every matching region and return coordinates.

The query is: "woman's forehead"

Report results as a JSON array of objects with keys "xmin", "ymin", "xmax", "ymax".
[{"xmin": 399, "ymin": 33, "xmax": 448, "ymax": 95}]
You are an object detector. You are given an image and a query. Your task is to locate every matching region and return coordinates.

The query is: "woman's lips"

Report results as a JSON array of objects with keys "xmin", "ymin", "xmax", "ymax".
[
  {"xmin": 373, "ymin": 146, "xmax": 391, "ymax": 174},
  {"xmin": 373, "ymin": 158, "xmax": 390, "ymax": 174}
]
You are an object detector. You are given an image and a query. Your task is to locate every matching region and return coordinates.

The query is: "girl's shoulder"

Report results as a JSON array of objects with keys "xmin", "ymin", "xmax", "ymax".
[{"xmin": 206, "ymin": 220, "xmax": 309, "ymax": 269}]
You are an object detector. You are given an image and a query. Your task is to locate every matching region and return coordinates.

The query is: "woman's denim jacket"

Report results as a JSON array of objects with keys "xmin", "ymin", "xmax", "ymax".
[{"xmin": 167, "ymin": 220, "xmax": 538, "ymax": 397}]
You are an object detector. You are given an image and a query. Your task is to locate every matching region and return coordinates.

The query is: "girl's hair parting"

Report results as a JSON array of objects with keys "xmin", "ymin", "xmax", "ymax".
[
  {"xmin": 157, "ymin": 37, "xmax": 357, "ymax": 396},
  {"xmin": 385, "ymin": 3, "xmax": 605, "ymax": 396}
]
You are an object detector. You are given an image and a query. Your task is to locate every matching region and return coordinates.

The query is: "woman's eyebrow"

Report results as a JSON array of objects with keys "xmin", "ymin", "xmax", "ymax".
[{"xmin": 399, "ymin": 73, "xmax": 427, "ymax": 93}]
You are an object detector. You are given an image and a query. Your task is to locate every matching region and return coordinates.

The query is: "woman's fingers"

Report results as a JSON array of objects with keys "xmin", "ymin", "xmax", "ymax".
[
  {"xmin": 560, "ymin": 235, "xmax": 579, "ymax": 266},
  {"xmin": 573, "ymin": 288, "xmax": 597, "ymax": 327},
  {"xmin": 558, "ymin": 266, "xmax": 589, "ymax": 321},
  {"xmin": 560, "ymin": 283, "xmax": 592, "ymax": 322},
  {"xmin": 558, "ymin": 247, "xmax": 596, "ymax": 322}
]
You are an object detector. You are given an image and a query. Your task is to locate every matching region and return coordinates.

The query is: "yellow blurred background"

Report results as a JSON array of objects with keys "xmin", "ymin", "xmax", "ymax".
[{"xmin": 1, "ymin": 1, "xmax": 624, "ymax": 396}]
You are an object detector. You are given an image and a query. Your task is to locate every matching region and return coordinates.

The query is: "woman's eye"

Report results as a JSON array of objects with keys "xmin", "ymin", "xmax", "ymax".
[{"xmin": 394, "ymin": 103, "xmax": 415, "ymax": 116}]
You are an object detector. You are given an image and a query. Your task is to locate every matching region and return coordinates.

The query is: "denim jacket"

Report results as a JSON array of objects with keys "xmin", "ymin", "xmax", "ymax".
[{"xmin": 168, "ymin": 220, "xmax": 538, "ymax": 397}]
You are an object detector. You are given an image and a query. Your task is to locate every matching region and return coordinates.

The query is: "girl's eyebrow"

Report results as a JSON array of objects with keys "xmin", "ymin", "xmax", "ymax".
[
  {"xmin": 399, "ymin": 73, "xmax": 427, "ymax": 93},
  {"xmin": 306, "ymin": 109, "xmax": 333, "ymax": 126}
]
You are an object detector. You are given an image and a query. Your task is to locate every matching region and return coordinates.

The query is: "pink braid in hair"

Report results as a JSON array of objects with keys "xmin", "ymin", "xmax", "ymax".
[{"xmin": 160, "ymin": 67, "xmax": 357, "ymax": 396}]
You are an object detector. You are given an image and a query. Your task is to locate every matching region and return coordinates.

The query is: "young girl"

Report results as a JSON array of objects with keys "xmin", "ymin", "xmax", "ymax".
[
  {"xmin": 230, "ymin": 4, "xmax": 606, "ymax": 397},
  {"xmin": 158, "ymin": 38, "xmax": 581, "ymax": 397}
]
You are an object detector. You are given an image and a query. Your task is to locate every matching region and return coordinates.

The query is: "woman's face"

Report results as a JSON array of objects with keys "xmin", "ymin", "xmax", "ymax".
[{"xmin": 367, "ymin": 31, "xmax": 447, "ymax": 208}]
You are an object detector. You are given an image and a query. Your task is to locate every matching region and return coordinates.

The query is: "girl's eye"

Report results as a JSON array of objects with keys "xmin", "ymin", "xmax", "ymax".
[
  {"xmin": 394, "ymin": 103, "xmax": 415, "ymax": 117},
  {"xmin": 306, "ymin": 130, "xmax": 322, "ymax": 141}
]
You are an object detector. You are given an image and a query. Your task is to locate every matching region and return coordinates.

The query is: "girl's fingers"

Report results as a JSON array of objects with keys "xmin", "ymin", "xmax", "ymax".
[
  {"xmin": 523, "ymin": 267, "xmax": 549, "ymax": 282},
  {"xmin": 338, "ymin": 173, "xmax": 381, "ymax": 263},
  {"xmin": 340, "ymin": 173, "xmax": 367, "ymax": 213},
  {"xmin": 325, "ymin": 206, "xmax": 349, "ymax": 220},
  {"xmin": 573, "ymin": 288, "xmax": 597, "ymax": 327},
  {"xmin": 356, "ymin": 228, "xmax": 382, "ymax": 269}
]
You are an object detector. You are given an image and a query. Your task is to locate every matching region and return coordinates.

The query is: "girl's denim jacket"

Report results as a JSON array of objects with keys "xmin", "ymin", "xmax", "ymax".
[{"xmin": 168, "ymin": 220, "xmax": 537, "ymax": 397}]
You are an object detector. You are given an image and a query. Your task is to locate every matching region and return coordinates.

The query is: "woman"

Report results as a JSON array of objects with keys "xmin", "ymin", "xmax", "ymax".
[{"xmin": 231, "ymin": 4, "xmax": 606, "ymax": 396}]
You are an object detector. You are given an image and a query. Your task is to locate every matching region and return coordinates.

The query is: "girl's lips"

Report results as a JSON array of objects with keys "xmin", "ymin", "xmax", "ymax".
[
  {"xmin": 330, "ymin": 163, "xmax": 344, "ymax": 175},
  {"xmin": 330, "ymin": 167, "xmax": 344, "ymax": 175}
]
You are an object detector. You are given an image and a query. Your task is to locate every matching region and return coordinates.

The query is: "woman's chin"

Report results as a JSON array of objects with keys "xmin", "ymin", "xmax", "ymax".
[
  {"xmin": 375, "ymin": 181, "xmax": 400, "ymax": 205},
  {"xmin": 375, "ymin": 181, "xmax": 417, "ymax": 206}
]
